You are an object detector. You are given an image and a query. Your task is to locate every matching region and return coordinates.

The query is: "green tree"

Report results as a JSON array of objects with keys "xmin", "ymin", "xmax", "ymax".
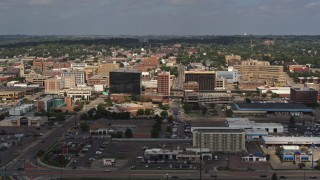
[
  {"xmin": 271, "ymin": 172, "xmax": 278, "ymax": 180},
  {"xmin": 275, "ymin": 146, "xmax": 284, "ymax": 156},
  {"xmin": 262, "ymin": 93, "xmax": 267, "ymax": 98},
  {"xmin": 137, "ymin": 109, "xmax": 145, "ymax": 116},
  {"xmin": 225, "ymin": 109, "xmax": 233, "ymax": 117},
  {"xmin": 245, "ymin": 98, "xmax": 252, "ymax": 103},
  {"xmin": 144, "ymin": 108, "xmax": 152, "ymax": 115},
  {"xmin": 289, "ymin": 116, "xmax": 295, "ymax": 127},
  {"xmin": 298, "ymin": 162, "xmax": 305, "ymax": 169},
  {"xmin": 124, "ymin": 128, "xmax": 133, "ymax": 138},
  {"xmin": 79, "ymin": 121, "xmax": 89, "ymax": 132},
  {"xmin": 151, "ymin": 129, "xmax": 159, "ymax": 138},
  {"xmin": 266, "ymin": 154, "xmax": 271, "ymax": 161},
  {"xmin": 55, "ymin": 113, "xmax": 65, "ymax": 122},
  {"xmin": 166, "ymin": 126, "xmax": 172, "ymax": 133},
  {"xmin": 36, "ymin": 150, "xmax": 45, "ymax": 157},
  {"xmin": 183, "ymin": 103, "xmax": 192, "ymax": 114},
  {"xmin": 160, "ymin": 110, "xmax": 168, "ymax": 118},
  {"xmin": 80, "ymin": 113, "xmax": 88, "ymax": 120},
  {"xmin": 167, "ymin": 115, "xmax": 173, "ymax": 123},
  {"xmin": 201, "ymin": 106, "xmax": 208, "ymax": 115}
]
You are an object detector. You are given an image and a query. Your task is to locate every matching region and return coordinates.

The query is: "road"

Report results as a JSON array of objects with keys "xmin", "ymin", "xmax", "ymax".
[{"xmin": 1, "ymin": 97, "xmax": 105, "ymax": 179}]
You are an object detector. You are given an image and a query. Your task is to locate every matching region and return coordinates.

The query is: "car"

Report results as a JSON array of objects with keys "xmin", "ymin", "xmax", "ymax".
[
  {"xmin": 141, "ymin": 146, "xmax": 148, "ymax": 150},
  {"xmin": 280, "ymin": 176, "xmax": 287, "ymax": 179},
  {"xmin": 72, "ymin": 166, "xmax": 77, "ymax": 169},
  {"xmin": 104, "ymin": 169, "xmax": 110, "ymax": 172},
  {"xmin": 171, "ymin": 176, "xmax": 179, "ymax": 179},
  {"xmin": 82, "ymin": 148, "xmax": 89, "ymax": 151},
  {"xmin": 88, "ymin": 157, "xmax": 96, "ymax": 161},
  {"xmin": 310, "ymin": 176, "xmax": 317, "ymax": 179},
  {"xmin": 85, "ymin": 144, "xmax": 92, "ymax": 148},
  {"xmin": 99, "ymin": 148, "xmax": 105, "ymax": 151},
  {"xmin": 260, "ymin": 174, "xmax": 267, "ymax": 178},
  {"xmin": 96, "ymin": 151, "xmax": 102, "ymax": 155}
]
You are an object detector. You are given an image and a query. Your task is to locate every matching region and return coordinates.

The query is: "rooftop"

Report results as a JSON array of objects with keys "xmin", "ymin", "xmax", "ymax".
[
  {"xmin": 232, "ymin": 103, "xmax": 314, "ymax": 112},
  {"xmin": 111, "ymin": 68, "xmax": 141, "ymax": 73}
]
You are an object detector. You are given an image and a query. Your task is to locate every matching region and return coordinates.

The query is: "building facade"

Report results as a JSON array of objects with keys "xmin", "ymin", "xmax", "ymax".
[
  {"xmin": 192, "ymin": 128, "xmax": 246, "ymax": 153},
  {"xmin": 185, "ymin": 71, "xmax": 215, "ymax": 92},
  {"xmin": 234, "ymin": 59, "xmax": 286, "ymax": 86},
  {"xmin": 44, "ymin": 78, "xmax": 61, "ymax": 94},
  {"xmin": 157, "ymin": 72, "xmax": 170, "ymax": 96},
  {"xmin": 109, "ymin": 69, "xmax": 141, "ymax": 95},
  {"xmin": 62, "ymin": 71, "xmax": 85, "ymax": 85},
  {"xmin": 290, "ymin": 87, "xmax": 318, "ymax": 104}
]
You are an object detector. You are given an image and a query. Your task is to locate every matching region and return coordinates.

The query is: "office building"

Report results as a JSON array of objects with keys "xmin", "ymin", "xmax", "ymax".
[
  {"xmin": 44, "ymin": 78, "xmax": 61, "ymax": 94},
  {"xmin": 191, "ymin": 128, "xmax": 246, "ymax": 153},
  {"xmin": 62, "ymin": 71, "xmax": 85, "ymax": 85},
  {"xmin": 110, "ymin": 69, "xmax": 141, "ymax": 95},
  {"xmin": 157, "ymin": 72, "xmax": 170, "ymax": 96},
  {"xmin": 234, "ymin": 59, "xmax": 286, "ymax": 86},
  {"xmin": 290, "ymin": 87, "xmax": 318, "ymax": 104},
  {"xmin": 185, "ymin": 71, "xmax": 215, "ymax": 92}
]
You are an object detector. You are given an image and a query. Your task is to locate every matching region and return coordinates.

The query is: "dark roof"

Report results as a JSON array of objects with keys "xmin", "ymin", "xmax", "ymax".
[{"xmin": 232, "ymin": 103, "xmax": 314, "ymax": 113}]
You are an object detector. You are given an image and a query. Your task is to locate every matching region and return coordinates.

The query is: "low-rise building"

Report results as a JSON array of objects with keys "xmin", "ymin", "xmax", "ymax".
[
  {"xmin": 0, "ymin": 90, "xmax": 25, "ymax": 100},
  {"xmin": 0, "ymin": 116, "xmax": 44, "ymax": 127}
]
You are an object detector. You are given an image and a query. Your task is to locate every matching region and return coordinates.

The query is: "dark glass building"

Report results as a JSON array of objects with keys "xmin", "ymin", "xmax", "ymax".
[
  {"xmin": 110, "ymin": 69, "xmax": 141, "ymax": 95},
  {"xmin": 185, "ymin": 71, "xmax": 215, "ymax": 92}
]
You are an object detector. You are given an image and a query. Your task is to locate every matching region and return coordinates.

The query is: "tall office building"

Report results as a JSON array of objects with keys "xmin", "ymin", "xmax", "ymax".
[
  {"xmin": 157, "ymin": 72, "xmax": 170, "ymax": 96},
  {"xmin": 62, "ymin": 71, "xmax": 85, "ymax": 85},
  {"xmin": 185, "ymin": 71, "xmax": 215, "ymax": 92},
  {"xmin": 109, "ymin": 69, "xmax": 141, "ymax": 95}
]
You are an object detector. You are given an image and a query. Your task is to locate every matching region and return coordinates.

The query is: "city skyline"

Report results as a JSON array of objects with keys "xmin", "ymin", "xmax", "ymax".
[{"xmin": 1, "ymin": 0, "xmax": 320, "ymax": 35}]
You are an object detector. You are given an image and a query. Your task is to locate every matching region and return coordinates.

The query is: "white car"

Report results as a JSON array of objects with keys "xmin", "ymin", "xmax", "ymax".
[
  {"xmin": 86, "ymin": 144, "xmax": 92, "ymax": 148},
  {"xmin": 96, "ymin": 151, "xmax": 102, "ymax": 155}
]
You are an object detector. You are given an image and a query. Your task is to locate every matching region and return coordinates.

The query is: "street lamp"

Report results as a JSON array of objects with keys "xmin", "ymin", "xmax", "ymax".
[{"xmin": 166, "ymin": 174, "xmax": 169, "ymax": 180}]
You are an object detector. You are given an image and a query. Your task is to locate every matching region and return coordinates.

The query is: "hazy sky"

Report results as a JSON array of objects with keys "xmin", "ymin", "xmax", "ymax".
[{"xmin": 0, "ymin": 0, "xmax": 320, "ymax": 35}]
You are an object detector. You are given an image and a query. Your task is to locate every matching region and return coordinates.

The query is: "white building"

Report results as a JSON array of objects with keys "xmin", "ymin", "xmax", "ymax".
[
  {"xmin": 62, "ymin": 71, "xmax": 85, "ymax": 85},
  {"xmin": 9, "ymin": 104, "xmax": 34, "ymax": 116},
  {"xmin": 226, "ymin": 118, "xmax": 283, "ymax": 133},
  {"xmin": 60, "ymin": 87, "xmax": 92, "ymax": 102}
]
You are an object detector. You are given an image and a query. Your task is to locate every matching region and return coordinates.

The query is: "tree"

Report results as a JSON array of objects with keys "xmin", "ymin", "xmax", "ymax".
[
  {"xmin": 271, "ymin": 172, "xmax": 278, "ymax": 180},
  {"xmin": 183, "ymin": 103, "xmax": 192, "ymax": 114},
  {"xmin": 298, "ymin": 162, "xmax": 305, "ymax": 169},
  {"xmin": 262, "ymin": 93, "xmax": 267, "ymax": 98},
  {"xmin": 144, "ymin": 108, "xmax": 153, "ymax": 115},
  {"xmin": 275, "ymin": 146, "xmax": 284, "ymax": 156},
  {"xmin": 36, "ymin": 150, "xmax": 45, "ymax": 157},
  {"xmin": 245, "ymin": 98, "xmax": 252, "ymax": 103},
  {"xmin": 266, "ymin": 154, "xmax": 271, "ymax": 161},
  {"xmin": 137, "ymin": 109, "xmax": 145, "ymax": 116},
  {"xmin": 225, "ymin": 109, "xmax": 233, "ymax": 117},
  {"xmin": 167, "ymin": 115, "xmax": 173, "ymax": 123},
  {"xmin": 289, "ymin": 116, "xmax": 295, "ymax": 127},
  {"xmin": 160, "ymin": 111, "xmax": 168, "ymax": 118},
  {"xmin": 80, "ymin": 121, "xmax": 89, "ymax": 132},
  {"xmin": 55, "ymin": 113, "xmax": 65, "ymax": 122},
  {"xmin": 151, "ymin": 129, "xmax": 159, "ymax": 138},
  {"xmin": 201, "ymin": 106, "xmax": 208, "ymax": 115},
  {"xmin": 87, "ymin": 108, "xmax": 96, "ymax": 118},
  {"xmin": 124, "ymin": 128, "xmax": 133, "ymax": 138},
  {"xmin": 80, "ymin": 113, "xmax": 88, "ymax": 120},
  {"xmin": 166, "ymin": 126, "xmax": 172, "ymax": 133}
]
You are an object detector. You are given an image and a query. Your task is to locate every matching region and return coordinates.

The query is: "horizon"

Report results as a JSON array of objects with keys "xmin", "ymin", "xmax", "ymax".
[{"xmin": 1, "ymin": 0, "xmax": 320, "ymax": 35}]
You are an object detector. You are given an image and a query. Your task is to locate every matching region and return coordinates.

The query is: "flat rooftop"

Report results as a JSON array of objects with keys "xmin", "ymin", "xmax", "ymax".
[
  {"xmin": 111, "ymin": 68, "xmax": 141, "ymax": 73},
  {"xmin": 232, "ymin": 103, "xmax": 314, "ymax": 113},
  {"xmin": 263, "ymin": 136, "xmax": 320, "ymax": 145}
]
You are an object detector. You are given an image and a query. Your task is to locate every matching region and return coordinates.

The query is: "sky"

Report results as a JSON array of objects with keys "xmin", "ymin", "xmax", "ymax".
[{"xmin": 0, "ymin": 0, "xmax": 320, "ymax": 35}]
